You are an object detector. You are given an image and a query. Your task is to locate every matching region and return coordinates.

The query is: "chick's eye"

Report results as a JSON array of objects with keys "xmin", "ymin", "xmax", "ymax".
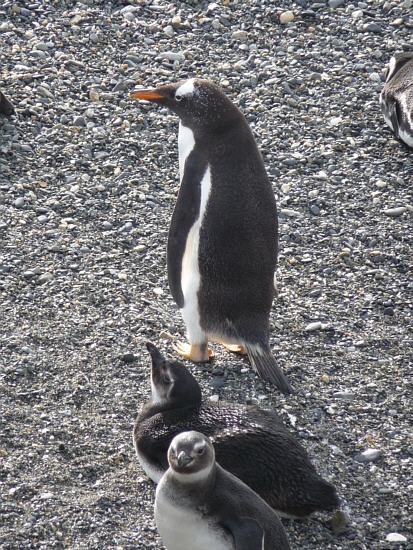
[
  {"xmin": 162, "ymin": 375, "xmax": 171, "ymax": 384},
  {"xmin": 197, "ymin": 447, "xmax": 205, "ymax": 455},
  {"xmin": 175, "ymin": 94, "xmax": 183, "ymax": 102}
]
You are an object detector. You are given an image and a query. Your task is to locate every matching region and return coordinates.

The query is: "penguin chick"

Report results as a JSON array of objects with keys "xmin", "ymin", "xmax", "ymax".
[
  {"xmin": 130, "ymin": 79, "xmax": 292, "ymax": 393},
  {"xmin": 134, "ymin": 343, "xmax": 340, "ymax": 518},
  {"xmin": 380, "ymin": 52, "xmax": 413, "ymax": 147},
  {"xmin": 155, "ymin": 431, "xmax": 291, "ymax": 550}
]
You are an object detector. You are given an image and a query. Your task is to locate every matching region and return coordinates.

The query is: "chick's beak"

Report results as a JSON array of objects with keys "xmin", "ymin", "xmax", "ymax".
[
  {"xmin": 130, "ymin": 89, "xmax": 166, "ymax": 102},
  {"xmin": 177, "ymin": 451, "xmax": 193, "ymax": 468}
]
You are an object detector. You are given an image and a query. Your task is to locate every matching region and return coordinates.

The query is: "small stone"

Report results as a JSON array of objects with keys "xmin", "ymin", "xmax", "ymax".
[
  {"xmin": 171, "ymin": 15, "xmax": 181, "ymax": 26},
  {"xmin": 73, "ymin": 116, "xmax": 86, "ymax": 127},
  {"xmin": 363, "ymin": 22, "xmax": 382, "ymax": 33},
  {"xmin": 231, "ymin": 30, "xmax": 248, "ymax": 41},
  {"xmin": 354, "ymin": 448, "xmax": 382, "ymax": 463},
  {"xmin": 352, "ymin": 9, "xmax": 364, "ymax": 19},
  {"xmin": 124, "ymin": 12, "xmax": 135, "ymax": 22},
  {"xmin": 280, "ymin": 11, "xmax": 294, "ymax": 24},
  {"xmin": 14, "ymin": 197, "xmax": 25, "ymax": 208},
  {"xmin": 121, "ymin": 353, "xmax": 136, "ymax": 364},
  {"xmin": 209, "ymin": 395, "xmax": 219, "ymax": 402},
  {"xmin": 384, "ymin": 207, "xmax": 407, "ymax": 218},
  {"xmin": 321, "ymin": 374, "xmax": 330, "ymax": 384},
  {"xmin": 102, "ymin": 221, "xmax": 113, "ymax": 230},
  {"xmin": 390, "ymin": 18, "xmax": 403, "ymax": 26},
  {"xmin": 135, "ymin": 244, "xmax": 146, "ymax": 252},
  {"xmin": 304, "ymin": 321, "xmax": 322, "ymax": 332},
  {"xmin": 383, "ymin": 306, "xmax": 394, "ymax": 316},
  {"xmin": 333, "ymin": 391, "xmax": 355, "ymax": 400},
  {"xmin": 153, "ymin": 287, "xmax": 164, "ymax": 296},
  {"xmin": 386, "ymin": 533, "xmax": 407, "ymax": 543},
  {"xmin": 163, "ymin": 25, "xmax": 174, "ymax": 37},
  {"xmin": 329, "ymin": 116, "xmax": 342, "ymax": 127},
  {"xmin": 328, "ymin": 0, "xmax": 344, "ymax": 7},
  {"xmin": 159, "ymin": 51, "xmax": 185, "ymax": 62},
  {"xmin": 37, "ymin": 86, "xmax": 54, "ymax": 99},
  {"xmin": 37, "ymin": 273, "xmax": 53, "ymax": 285},
  {"xmin": 89, "ymin": 89, "xmax": 100, "ymax": 102},
  {"xmin": 40, "ymin": 492, "xmax": 54, "ymax": 500},
  {"xmin": 310, "ymin": 204, "xmax": 320, "ymax": 216},
  {"xmin": 117, "ymin": 272, "xmax": 128, "ymax": 281}
]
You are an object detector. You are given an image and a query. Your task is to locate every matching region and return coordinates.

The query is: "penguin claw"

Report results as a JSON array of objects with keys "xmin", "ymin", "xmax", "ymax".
[
  {"xmin": 173, "ymin": 342, "xmax": 214, "ymax": 363},
  {"xmin": 223, "ymin": 343, "xmax": 247, "ymax": 355}
]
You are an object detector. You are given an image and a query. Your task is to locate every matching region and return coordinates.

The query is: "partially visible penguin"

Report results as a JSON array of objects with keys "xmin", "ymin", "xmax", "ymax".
[
  {"xmin": 130, "ymin": 79, "xmax": 292, "ymax": 393},
  {"xmin": 0, "ymin": 91, "xmax": 14, "ymax": 116},
  {"xmin": 155, "ymin": 431, "xmax": 291, "ymax": 550},
  {"xmin": 380, "ymin": 52, "xmax": 413, "ymax": 147},
  {"xmin": 134, "ymin": 343, "xmax": 341, "ymax": 519}
]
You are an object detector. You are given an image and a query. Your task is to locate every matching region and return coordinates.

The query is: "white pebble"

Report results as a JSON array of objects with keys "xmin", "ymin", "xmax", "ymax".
[
  {"xmin": 280, "ymin": 11, "xmax": 294, "ymax": 24},
  {"xmin": 386, "ymin": 533, "xmax": 407, "ymax": 542}
]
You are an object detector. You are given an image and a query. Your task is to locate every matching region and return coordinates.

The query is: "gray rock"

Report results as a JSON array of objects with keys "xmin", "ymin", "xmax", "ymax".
[
  {"xmin": 73, "ymin": 116, "xmax": 86, "ymax": 127},
  {"xmin": 363, "ymin": 22, "xmax": 382, "ymax": 33},
  {"xmin": 328, "ymin": 0, "xmax": 345, "ymax": 7},
  {"xmin": 354, "ymin": 448, "xmax": 382, "ymax": 463},
  {"xmin": 37, "ymin": 273, "xmax": 54, "ymax": 285},
  {"xmin": 384, "ymin": 207, "xmax": 407, "ymax": 218},
  {"xmin": 14, "ymin": 197, "xmax": 25, "ymax": 208}
]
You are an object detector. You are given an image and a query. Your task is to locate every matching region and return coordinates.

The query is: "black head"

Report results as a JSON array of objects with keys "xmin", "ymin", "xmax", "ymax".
[
  {"xmin": 168, "ymin": 431, "xmax": 215, "ymax": 479},
  {"xmin": 384, "ymin": 52, "xmax": 413, "ymax": 83},
  {"xmin": 130, "ymin": 78, "xmax": 241, "ymax": 131},
  {"xmin": 146, "ymin": 342, "xmax": 202, "ymax": 408}
]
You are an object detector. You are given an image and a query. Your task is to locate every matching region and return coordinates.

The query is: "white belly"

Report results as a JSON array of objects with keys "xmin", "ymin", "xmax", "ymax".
[
  {"xmin": 155, "ymin": 487, "xmax": 234, "ymax": 550},
  {"xmin": 178, "ymin": 122, "xmax": 212, "ymax": 343}
]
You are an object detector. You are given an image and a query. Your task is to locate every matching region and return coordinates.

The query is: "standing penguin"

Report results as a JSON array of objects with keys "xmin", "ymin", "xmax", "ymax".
[
  {"xmin": 131, "ymin": 79, "xmax": 292, "ymax": 393},
  {"xmin": 380, "ymin": 52, "xmax": 413, "ymax": 147},
  {"xmin": 155, "ymin": 430, "xmax": 291, "ymax": 550}
]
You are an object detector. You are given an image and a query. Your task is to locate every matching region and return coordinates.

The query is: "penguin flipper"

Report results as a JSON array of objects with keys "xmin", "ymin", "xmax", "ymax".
[
  {"xmin": 388, "ymin": 98, "xmax": 402, "ymax": 139},
  {"xmin": 245, "ymin": 344, "xmax": 293, "ymax": 394},
  {"xmin": 221, "ymin": 517, "xmax": 264, "ymax": 550},
  {"xmin": 0, "ymin": 92, "xmax": 14, "ymax": 116}
]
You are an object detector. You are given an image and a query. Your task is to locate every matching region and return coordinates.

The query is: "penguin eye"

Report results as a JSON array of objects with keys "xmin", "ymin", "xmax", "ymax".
[
  {"xmin": 196, "ymin": 447, "xmax": 205, "ymax": 455},
  {"xmin": 175, "ymin": 94, "xmax": 183, "ymax": 102}
]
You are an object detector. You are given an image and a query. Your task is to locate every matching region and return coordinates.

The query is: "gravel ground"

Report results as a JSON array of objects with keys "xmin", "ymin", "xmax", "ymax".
[{"xmin": 1, "ymin": 0, "xmax": 412, "ymax": 549}]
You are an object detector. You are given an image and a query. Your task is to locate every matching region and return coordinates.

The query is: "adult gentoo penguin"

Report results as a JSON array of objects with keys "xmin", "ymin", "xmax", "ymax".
[
  {"xmin": 130, "ymin": 79, "xmax": 292, "ymax": 393},
  {"xmin": 134, "ymin": 343, "xmax": 340, "ymax": 518},
  {"xmin": 380, "ymin": 52, "xmax": 413, "ymax": 147},
  {"xmin": 155, "ymin": 431, "xmax": 291, "ymax": 550}
]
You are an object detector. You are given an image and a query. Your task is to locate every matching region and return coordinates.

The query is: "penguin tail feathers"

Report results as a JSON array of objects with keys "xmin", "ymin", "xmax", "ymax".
[{"xmin": 245, "ymin": 344, "xmax": 293, "ymax": 394}]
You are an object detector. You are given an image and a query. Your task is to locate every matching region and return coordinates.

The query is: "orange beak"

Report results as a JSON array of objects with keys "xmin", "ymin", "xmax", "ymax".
[{"xmin": 130, "ymin": 89, "xmax": 165, "ymax": 102}]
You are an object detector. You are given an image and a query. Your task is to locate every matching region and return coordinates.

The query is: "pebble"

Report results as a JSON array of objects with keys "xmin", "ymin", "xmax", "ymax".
[
  {"xmin": 121, "ymin": 353, "xmax": 136, "ymax": 364},
  {"xmin": 232, "ymin": 30, "xmax": 248, "ymax": 41},
  {"xmin": 328, "ymin": 0, "xmax": 345, "ymax": 7},
  {"xmin": 102, "ymin": 221, "xmax": 113, "ymax": 230},
  {"xmin": 386, "ymin": 533, "xmax": 407, "ymax": 542},
  {"xmin": 14, "ymin": 197, "xmax": 25, "ymax": 208},
  {"xmin": 280, "ymin": 11, "xmax": 295, "ymax": 24},
  {"xmin": 209, "ymin": 395, "xmax": 219, "ymax": 403},
  {"xmin": 363, "ymin": 22, "xmax": 382, "ymax": 33},
  {"xmin": 37, "ymin": 273, "xmax": 54, "ymax": 285},
  {"xmin": 159, "ymin": 51, "xmax": 185, "ymax": 62},
  {"xmin": 384, "ymin": 206, "xmax": 407, "ymax": 218},
  {"xmin": 73, "ymin": 116, "xmax": 86, "ymax": 127},
  {"xmin": 163, "ymin": 25, "xmax": 174, "ymax": 37},
  {"xmin": 333, "ymin": 391, "xmax": 355, "ymax": 400},
  {"xmin": 304, "ymin": 321, "xmax": 322, "ymax": 332},
  {"xmin": 354, "ymin": 448, "xmax": 382, "ymax": 463}
]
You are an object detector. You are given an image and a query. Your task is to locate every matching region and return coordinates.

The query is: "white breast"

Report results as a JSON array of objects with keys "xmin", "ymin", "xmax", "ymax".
[
  {"xmin": 155, "ymin": 480, "xmax": 234, "ymax": 550},
  {"xmin": 178, "ymin": 122, "xmax": 212, "ymax": 344}
]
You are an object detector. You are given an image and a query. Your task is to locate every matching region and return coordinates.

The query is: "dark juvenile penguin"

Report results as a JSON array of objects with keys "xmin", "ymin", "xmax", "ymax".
[
  {"xmin": 130, "ymin": 79, "xmax": 292, "ymax": 393},
  {"xmin": 155, "ymin": 431, "xmax": 291, "ymax": 550},
  {"xmin": 134, "ymin": 343, "xmax": 340, "ymax": 518},
  {"xmin": 380, "ymin": 52, "xmax": 413, "ymax": 147},
  {"xmin": 0, "ymin": 91, "xmax": 14, "ymax": 116}
]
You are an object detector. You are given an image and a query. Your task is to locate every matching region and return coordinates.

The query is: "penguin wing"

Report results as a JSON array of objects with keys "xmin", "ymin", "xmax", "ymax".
[
  {"xmin": 388, "ymin": 96, "xmax": 402, "ymax": 139},
  {"xmin": 221, "ymin": 517, "xmax": 264, "ymax": 549},
  {"xmin": 167, "ymin": 149, "xmax": 208, "ymax": 307}
]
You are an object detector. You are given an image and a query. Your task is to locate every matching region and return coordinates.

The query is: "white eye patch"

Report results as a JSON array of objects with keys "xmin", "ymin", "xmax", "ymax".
[{"xmin": 176, "ymin": 78, "xmax": 196, "ymax": 100}]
